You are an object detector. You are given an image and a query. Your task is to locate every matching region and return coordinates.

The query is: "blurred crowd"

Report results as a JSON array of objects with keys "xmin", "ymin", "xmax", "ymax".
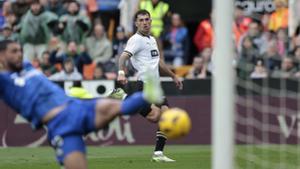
[{"xmin": 0, "ymin": 0, "xmax": 295, "ymax": 80}]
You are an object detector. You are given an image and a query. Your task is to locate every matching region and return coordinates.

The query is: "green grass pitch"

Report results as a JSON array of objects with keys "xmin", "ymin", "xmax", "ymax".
[
  {"xmin": 0, "ymin": 145, "xmax": 206, "ymax": 169},
  {"xmin": 1, "ymin": 145, "xmax": 300, "ymax": 169}
]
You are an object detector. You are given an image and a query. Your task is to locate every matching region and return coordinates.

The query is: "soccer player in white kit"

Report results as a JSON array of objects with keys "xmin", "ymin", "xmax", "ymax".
[{"xmin": 117, "ymin": 9, "xmax": 183, "ymax": 162}]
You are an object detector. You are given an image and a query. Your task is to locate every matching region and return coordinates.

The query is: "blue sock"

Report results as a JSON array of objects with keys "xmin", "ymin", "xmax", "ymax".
[{"xmin": 120, "ymin": 92, "xmax": 150, "ymax": 115}]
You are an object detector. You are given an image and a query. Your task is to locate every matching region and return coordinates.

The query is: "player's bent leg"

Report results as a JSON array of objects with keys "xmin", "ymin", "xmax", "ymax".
[
  {"xmin": 145, "ymin": 105, "xmax": 162, "ymax": 123},
  {"xmin": 94, "ymin": 92, "xmax": 153, "ymax": 130},
  {"xmin": 64, "ymin": 152, "xmax": 87, "ymax": 169},
  {"xmin": 94, "ymin": 99, "xmax": 121, "ymax": 129}
]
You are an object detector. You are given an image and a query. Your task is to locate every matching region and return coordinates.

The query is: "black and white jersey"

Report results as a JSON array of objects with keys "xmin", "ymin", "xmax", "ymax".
[{"xmin": 124, "ymin": 33, "xmax": 160, "ymax": 81}]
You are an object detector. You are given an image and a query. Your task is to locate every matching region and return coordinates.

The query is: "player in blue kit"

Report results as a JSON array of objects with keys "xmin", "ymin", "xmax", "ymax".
[{"xmin": 0, "ymin": 40, "xmax": 163, "ymax": 169}]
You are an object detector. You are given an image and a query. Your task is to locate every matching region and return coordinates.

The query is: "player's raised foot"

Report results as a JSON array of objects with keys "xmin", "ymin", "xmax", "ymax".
[
  {"xmin": 151, "ymin": 153, "xmax": 176, "ymax": 162},
  {"xmin": 108, "ymin": 88, "xmax": 127, "ymax": 100},
  {"xmin": 143, "ymin": 70, "xmax": 164, "ymax": 104}
]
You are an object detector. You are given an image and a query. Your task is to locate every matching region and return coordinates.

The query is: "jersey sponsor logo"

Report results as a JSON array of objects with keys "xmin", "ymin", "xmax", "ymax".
[{"xmin": 151, "ymin": 50, "xmax": 159, "ymax": 58}]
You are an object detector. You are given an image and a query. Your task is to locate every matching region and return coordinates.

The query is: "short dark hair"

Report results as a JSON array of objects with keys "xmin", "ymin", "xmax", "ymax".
[
  {"xmin": 42, "ymin": 50, "xmax": 50, "ymax": 56},
  {"xmin": 68, "ymin": 0, "xmax": 80, "ymax": 8},
  {"xmin": 31, "ymin": 0, "xmax": 40, "ymax": 5},
  {"xmin": 134, "ymin": 9, "xmax": 151, "ymax": 21},
  {"xmin": 0, "ymin": 40, "xmax": 16, "ymax": 52},
  {"xmin": 64, "ymin": 57, "xmax": 74, "ymax": 65}
]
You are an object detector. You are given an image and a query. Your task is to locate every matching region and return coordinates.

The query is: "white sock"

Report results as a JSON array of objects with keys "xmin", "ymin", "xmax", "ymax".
[{"xmin": 154, "ymin": 151, "xmax": 163, "ymax": 156}]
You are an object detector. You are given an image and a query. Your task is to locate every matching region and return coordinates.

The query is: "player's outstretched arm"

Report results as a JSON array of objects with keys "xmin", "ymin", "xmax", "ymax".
[{"xmin": 117, "ymin": 51, "xmax": 131, "ymax": 85}]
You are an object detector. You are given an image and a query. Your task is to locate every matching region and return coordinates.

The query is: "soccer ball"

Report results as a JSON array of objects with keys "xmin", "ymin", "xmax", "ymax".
[{"xmin": 159, "ymin": 108, "xmax": 191, "ymax": 139}]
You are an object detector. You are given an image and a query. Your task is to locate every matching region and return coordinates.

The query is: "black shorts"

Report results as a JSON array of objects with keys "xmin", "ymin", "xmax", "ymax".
[{"xmin": 135, "ymin": 81, "xmax": 169, "ymax": 117}]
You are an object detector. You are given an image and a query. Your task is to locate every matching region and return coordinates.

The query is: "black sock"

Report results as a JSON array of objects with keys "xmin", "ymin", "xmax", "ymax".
[{"xmin": 154, "ymin": 130, "xmax": 167, "ymax": 152}]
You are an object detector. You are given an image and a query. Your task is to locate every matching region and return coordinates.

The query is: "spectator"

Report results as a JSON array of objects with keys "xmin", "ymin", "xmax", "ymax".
[
  {"xmin": 45, "ymin": 0, "xmax": 67, "ymax": 17},
  {"xmin": 112, "ymin": 26, "xmax": 127, "ymax": 60},
  {"xmin": 238, "ymin": 21, "xmax": 268, "ymax": 55},
  {"xmin": 50, "ymin": 41, "xmax": 92, "ymax": 74},
  {"xmin": 1, "ymin": 1, "xmax": 18, "ymax": 31},
  {"xmin": 239, "ymin": 36, "xmax": 259, "ymax": 64},
  {"xmin": 93, "ymin": 62, "xmax": 107, "ymax": 80},
  {"xmin": 250, "ymin": 59, "xmax": 268, "ymax": 79},
  {"xmin": 47, "ymin": 36, "xmax": 67, "ymax": 53},
  {"xmin": 291, "ymin": 33, "xmax": 300, "ymax": 52},
  {"xmin": 19, "ymin": 0, "xmax": 59, "ymax": 60},
  {"xmin": 102, "ymin": 60, "xmax": 118, "ymax": 79},
  {"xmin": 162, "ymin": 13, "xmax": 189, "ymax": 67},
  {"xmin": 276, "ymin": 28, "xmax": 289, "ymax": 57},
  {"xmin": 31, "ymin": 57, "xmax": 41, "ymax": 69},
  {"xmin": 262, "ymin": 40, "xmax": 282, "ymax": 72},
  {"xmin": 185, "ymin": 57, "xmax": 211, "ymax": 79},
  {"xmin": 139, "ymin": 0, "xmax": 170, "ymax": 38},
  {"xmin": 272, "ymin": 57, "xmax": 297, "ymax": 78},
  {"xmin": 39, "ymin": 0, "xmax": 49, "ymax": 7},
  {"xmin": 261, "ymin": 13, "xmax": 271, "ymax": 31},
  {"xmin": 2, "ymin": 1, "xmax": 12, "ymax": 17},
  {"xmin": 293, "ymin": 46, "xmax": 300, "ymax": 77},
  {"xmin": 11, "ymin": 0, "xmax": 32, "ymax": 21},
  {"xmin": 84, "ymin": 23, "xmax": 113, "ymax": 63},
  {"xmin": 234, "ymin": 6, "xmax": 252, "ymax": 34},
  {"xmin": 268, "ymin": 0, "xmax": 288, "ymax": 32},
  {"xmin": 193, "ymin": 14, "xmax": 213, "ymax": 53},
  {"xmin": 90, "ymin": 0, "xmax": 120, "ymax": 39},
  {"xmin": 40, "ymin": 51, "xmax": 58, "ymax": 77},
  {"xmin": 1, "ymin": 2, "xmax": 12, "ymax": 28},
  {"xmin": 59, "ymin": 0, "xmax": 91, "ymax": 44},
  {"xmin": 4, "ymin": 8, "xmax": 19, "ymax": 32},
  {"xmin": 237, "ymin": 36, "xmax": 259, "ymax": 79},
  {"xmin": 201, "ymin": 47, "xmax": 213, "ymax": 73},
  {"xmin": 0, "ymin": 24, "xmax": 18, "ymax": 41},
  {"xmin": 49, "ymin": 57, "xmax": 83, "ymax": 81},
  {"xmin": 110, "ymin": 26, "xmax": 128, "ymax": 74},
  {"xmin": 0, "ymin": 11, "xmax": 5, "ymax": 30},
  {"xmin": 293, "ymin": 46, "xmax": 300, "ymax": 70},
  {"xmin": 233, "ymin": 5, "xmax": 252, "ymax": 45},
  {"xmin": 118, "ymin": 0, "xmax": 140, "ymax": 35},
  {"xmin": 86, "ymin": 0, "xmax": 98, "ymax": 15}
]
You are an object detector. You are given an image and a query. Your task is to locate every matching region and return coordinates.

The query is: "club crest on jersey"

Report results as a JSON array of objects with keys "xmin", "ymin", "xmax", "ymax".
[
  {"xmin": 11, "ymin": 69, "xmax": 41, "ymax": 87},
  {"xmin": 14, "ymin": 77, "xmax": 25, "ymax": 87},
  {"xmin": 151, "ymin": 50, "xmax": 159, "ymax": 58}
]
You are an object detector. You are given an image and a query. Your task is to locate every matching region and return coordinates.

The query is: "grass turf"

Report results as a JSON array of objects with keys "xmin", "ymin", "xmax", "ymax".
[
  {"xmin": 1, "ymin": 145, "xmax": 300, "ymax": 169},
  {"xmin": 0, "ymin": 145, "xmax": 205, "ymax": 169}
]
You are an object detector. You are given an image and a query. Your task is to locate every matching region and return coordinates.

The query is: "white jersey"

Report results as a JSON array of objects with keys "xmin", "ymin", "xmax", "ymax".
[{"xmin": 124, "ymin": 33, "xmax": 160, "ymax": 81}]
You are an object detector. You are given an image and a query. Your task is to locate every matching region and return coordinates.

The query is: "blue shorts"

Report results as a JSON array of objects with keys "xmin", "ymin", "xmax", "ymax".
[{"xmin": 46, "ymin": 98, "xmax": 98, "ymax": 165}]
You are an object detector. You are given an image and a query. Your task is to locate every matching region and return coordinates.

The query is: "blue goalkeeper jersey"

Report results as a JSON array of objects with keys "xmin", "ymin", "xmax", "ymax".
[{"xmin": 0, "ymin": 62, "xmax": 71, "ymax": 129}]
